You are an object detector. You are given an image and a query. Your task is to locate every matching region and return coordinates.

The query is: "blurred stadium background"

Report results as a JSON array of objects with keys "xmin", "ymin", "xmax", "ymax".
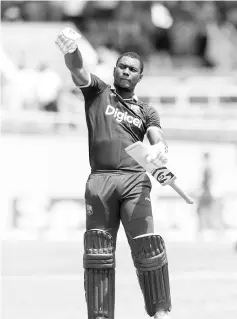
[{"xmin": 1, "ymin": 1, "xmax": 237, "ymax": 319}]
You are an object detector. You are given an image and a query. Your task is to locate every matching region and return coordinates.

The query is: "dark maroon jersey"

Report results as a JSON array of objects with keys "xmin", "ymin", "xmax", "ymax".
[{"xmin": 79, "ymin": 74, "xmax": 161, "ymax": 172}]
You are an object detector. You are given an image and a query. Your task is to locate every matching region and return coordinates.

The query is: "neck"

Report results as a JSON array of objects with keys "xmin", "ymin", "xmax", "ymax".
[{"xmin": 114, "ymin": 86, "xmax": 134, "ymax": 100}]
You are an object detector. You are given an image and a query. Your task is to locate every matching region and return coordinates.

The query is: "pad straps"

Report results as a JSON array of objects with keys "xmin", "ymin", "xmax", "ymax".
[
  {"xmin": 131, "ymin": 234, "xmax": 172, "ymax": 315},
  {"xmin": 83, "ymin": 229, "xmax": 115, "ymax": 269},
  {"xmin": 132, "ymin": 234, "xmax": 168, "ymax": 270},
  {"xmin": 133, "ymin": 251, "xmax": 167, "ymax": 271},
  {"xmin": 83, "ymin": 229, "xmax": 116, "ymax": 319}
]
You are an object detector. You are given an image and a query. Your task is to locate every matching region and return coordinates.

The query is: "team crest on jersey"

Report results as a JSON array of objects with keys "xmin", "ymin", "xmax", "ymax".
[
  {"xmin": 86, "ymin": 204, "xmax": 93, "ymax": 216},
  {"xmin": 130, "ymin": 104, "xmax": 140, "ymax": 115}
]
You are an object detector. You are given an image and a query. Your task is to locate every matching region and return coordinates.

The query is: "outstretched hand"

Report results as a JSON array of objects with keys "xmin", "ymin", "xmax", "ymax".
[{"xmin": 55, "ymin": 27, "xmax": 81, "ymax": 55}]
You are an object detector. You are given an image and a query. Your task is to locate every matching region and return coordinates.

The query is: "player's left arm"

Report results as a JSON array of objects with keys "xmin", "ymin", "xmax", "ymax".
[
  {"xmin": 147, "ymin": 126, "xmax": 168, "ymax": 148},
  {"xmin": 145, "ymin": 106, "xmax": 168, "ymax": 166}
]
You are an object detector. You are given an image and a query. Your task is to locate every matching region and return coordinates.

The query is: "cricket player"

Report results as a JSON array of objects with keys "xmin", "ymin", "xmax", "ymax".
[
  {"xmin": 56, "ymin": 28, "xmax": 171, "ymax": 319},
  {"xmin": 196, "ymin": 152, "xmax": 214, "ymax": 232}
]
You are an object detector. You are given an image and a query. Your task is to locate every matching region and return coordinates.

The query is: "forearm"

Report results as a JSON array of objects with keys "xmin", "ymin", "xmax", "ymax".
[
  {"xmin": 64, "ymin": 48, "xmax": 83, "ymax": 72},
  {"xmin": 146, "ymin": 127, "xmax": 168, "ymax": 166},
  {"xmin": 55, "ymin": 28, "xmax": 89, "ymax": 85},
  {"xmin": 64, "ymin": 48, "xmax": 90, "ymax": 86},
  {"xmin": 147, "ymin": 127, "xmax": 168, "ymax": 148}
]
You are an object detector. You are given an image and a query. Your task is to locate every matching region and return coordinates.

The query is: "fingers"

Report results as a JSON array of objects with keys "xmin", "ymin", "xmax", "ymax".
[
  {"xmin": 147, "ymin": 152, "xmax": 165, "ymax": 162},
  {"xmin": 153, "ymin": 156, "xmax": 168, "ymax": 167},
  {"xmin": 61, "ymin": 27, "xmax": 81, "ymax": 41},
  {"xmin": 151, "ymin": 157, "xmax": 167, "ymax": 167},
  {"xmin": 55, "ymin": 36, "xmax": 77, "ymax": 54},
  {"xmin": 146, "ymin": 154, "xmax": 152, "ymax": 163},
  {"xmin": 55, "ymin": 28, "xmax": 81, "ymax": 55},
  {"xmin": 146, "ymin": 153, "xmax": 167, "ymax": 167},
  {"xmin": 146, "ymin": 142, "xmax": 168, "ymax": 167}
]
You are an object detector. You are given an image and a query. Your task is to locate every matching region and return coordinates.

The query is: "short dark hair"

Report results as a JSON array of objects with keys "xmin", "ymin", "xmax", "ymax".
[{"xmin": 116, "ymin": 52, "xmax": 144, "ymax": 74}]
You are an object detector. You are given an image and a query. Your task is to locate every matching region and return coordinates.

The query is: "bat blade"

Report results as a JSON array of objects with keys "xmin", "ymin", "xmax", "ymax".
[{"xmin": 125, "ymin": 141, "xmax": 194, "ymax": 204}]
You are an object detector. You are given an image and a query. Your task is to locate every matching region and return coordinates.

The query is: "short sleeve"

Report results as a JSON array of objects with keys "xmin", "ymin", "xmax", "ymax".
[
  {"xmin": 77, "ymin": 73, "xmax": 107, "ymax": 102},
  {"xmin": 146, "ymin": 105, "xmax": 161, "ymax": 130}
]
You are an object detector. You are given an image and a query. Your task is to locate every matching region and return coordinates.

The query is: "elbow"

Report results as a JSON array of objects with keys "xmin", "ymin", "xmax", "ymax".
[{"xmin": 71, "ymin": 71, "xmax": 90, "ymax": 87}]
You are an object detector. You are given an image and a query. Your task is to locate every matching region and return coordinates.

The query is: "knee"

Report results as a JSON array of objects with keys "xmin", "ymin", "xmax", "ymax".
[
  {"xmin": 131, "ymin": 233, "xmax": 168, "ymax": 270},
  {"xmin": 126, "ymin": 216, "xmax": 154, "ymax": 241},
  {"xmin": 83, "ymin": 229, "xmax": 116, "ymax": 269}
]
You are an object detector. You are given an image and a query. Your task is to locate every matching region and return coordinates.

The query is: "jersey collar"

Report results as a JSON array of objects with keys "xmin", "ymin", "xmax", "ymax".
[{"xmin": 111, "ymin": 86, "xmax": 138, "ymax": 102}]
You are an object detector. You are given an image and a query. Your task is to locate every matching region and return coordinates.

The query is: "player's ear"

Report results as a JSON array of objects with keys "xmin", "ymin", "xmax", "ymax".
[
  {"xmin": 138, "ymin": 73, "xmax": 143, "ymax": 82},
  {"xmin": 113, "ymin": 67, "xmax": 116, "ymax": 77}
]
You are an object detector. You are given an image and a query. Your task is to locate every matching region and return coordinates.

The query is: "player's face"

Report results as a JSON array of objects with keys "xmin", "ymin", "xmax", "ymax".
[{"xmin": 113, "ymin": 57, "xmax": 143, "ymax": 91}]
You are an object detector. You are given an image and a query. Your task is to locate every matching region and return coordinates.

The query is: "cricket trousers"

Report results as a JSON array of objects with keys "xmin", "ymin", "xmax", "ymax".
[
  {"xmin": 83, "ymin": 171, "xmax": 172, "ymax": 318},
  {"xmin": 84, "ymin": 170, "xmax": 154, "ymax": 244}
]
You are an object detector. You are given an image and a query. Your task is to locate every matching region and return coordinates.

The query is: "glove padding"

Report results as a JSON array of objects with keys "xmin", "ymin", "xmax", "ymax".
[
  {"xmin": 55, "ymin": 27, "xmax": 81, "ymax": 55},
  {"xmin": 146, "ymin": 142, "xmax": 168, "ymax": 167}
]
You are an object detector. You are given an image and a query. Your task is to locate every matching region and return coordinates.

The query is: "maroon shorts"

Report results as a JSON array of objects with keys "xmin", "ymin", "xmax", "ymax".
[{"xmin": 85, "ymin": 171, "xmax": 154, "ymax": 244}]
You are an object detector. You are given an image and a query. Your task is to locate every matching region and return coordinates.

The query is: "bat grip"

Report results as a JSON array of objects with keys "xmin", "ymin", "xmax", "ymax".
[{"xmin": 170, "ymin": 180, "xmax": 194, "ymax": 204}]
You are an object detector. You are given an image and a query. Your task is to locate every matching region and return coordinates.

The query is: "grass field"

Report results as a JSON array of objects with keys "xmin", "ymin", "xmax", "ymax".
[{"xmin": 2, "ymin": 238, "xmax": 237, "ymax": 319}]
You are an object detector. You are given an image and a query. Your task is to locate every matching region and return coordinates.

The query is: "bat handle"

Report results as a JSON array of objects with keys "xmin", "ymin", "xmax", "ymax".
[{"xmin": 170, "ymin": 180, "xmax": 194, "ymax": 204}]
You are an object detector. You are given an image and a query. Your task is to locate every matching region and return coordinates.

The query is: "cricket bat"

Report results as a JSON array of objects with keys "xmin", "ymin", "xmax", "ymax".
[{"xmin": 125, "ymin": 141, "xmax": 194, "ymax": 204}]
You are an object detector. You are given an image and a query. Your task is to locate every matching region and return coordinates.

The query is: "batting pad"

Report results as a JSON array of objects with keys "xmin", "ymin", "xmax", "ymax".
[
  {"xmin": 131, "ymin": 234, "xmax": 171, "ymax": 316},
  {"xmin": 83, "ymin": 229, "xmax": 115, "ymax": 319}
]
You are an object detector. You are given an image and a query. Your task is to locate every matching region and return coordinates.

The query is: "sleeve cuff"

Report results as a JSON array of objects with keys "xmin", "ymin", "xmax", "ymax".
[
  {"xmin": 146, "ymin": 125, "xmax": 162, "ymax": 132},
  {"xmin": 78, "ymin": 73, "xmax": 91, "ymax": 88}
]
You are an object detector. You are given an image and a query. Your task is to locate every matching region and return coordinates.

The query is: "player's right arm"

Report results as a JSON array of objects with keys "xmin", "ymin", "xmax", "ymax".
[
  {"xmin": 65, "ymin": 50, "xmax": 90, "ymax": 87},
  {"xmin": 55, "ymin": 28, "xmax": 90, "ymax": 87},
  {"xmin": 55, "ymin": 28, "xmax": 107, "ymax": 101}
]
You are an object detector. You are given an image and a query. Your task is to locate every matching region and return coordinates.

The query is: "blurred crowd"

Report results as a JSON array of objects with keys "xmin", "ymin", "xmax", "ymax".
[
  {"xmin": 12, "ymin": 59, "xmax": 62, "ymax": 113},
  {"xmin": 1, "ymin": 1, "xmax": 237, "ymax": 120},
  {"xmin": 1, "ymin": 1, "xmax": 237, "ymax": 70}
]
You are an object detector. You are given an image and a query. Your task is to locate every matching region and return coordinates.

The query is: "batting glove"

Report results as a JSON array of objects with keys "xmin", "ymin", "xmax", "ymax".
[
  {"xmin": 55, "ymin": 27, "xmax": 81, "ymax": 55},
  {"xmin": 146, "ymin": 141, "xmax": 168, "ymax": 167}
]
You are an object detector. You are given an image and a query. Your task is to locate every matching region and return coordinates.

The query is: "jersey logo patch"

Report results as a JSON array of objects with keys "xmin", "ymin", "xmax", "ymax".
[
  {"xmin": 86, "ymin": 204, "xmax": 93, "ymax": 216},
  {"xmin": 105, "ymin": 105, "xmax": 142, "ymax": 128},
  {"xmin": 130, "ymin": 104, "xmax": 140, "ymax": 115}
]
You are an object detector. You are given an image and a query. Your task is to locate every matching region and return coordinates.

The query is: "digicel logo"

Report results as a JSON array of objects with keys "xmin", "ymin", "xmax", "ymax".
[{"xmin": 105, "ymin": 105, "xmax": 142, "ymax": 128}]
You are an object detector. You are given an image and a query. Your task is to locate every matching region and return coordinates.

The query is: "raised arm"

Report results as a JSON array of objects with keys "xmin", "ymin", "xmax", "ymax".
[{"xmin": 55, "ymin": 28, "xmax": 90, "ymax": 87}]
